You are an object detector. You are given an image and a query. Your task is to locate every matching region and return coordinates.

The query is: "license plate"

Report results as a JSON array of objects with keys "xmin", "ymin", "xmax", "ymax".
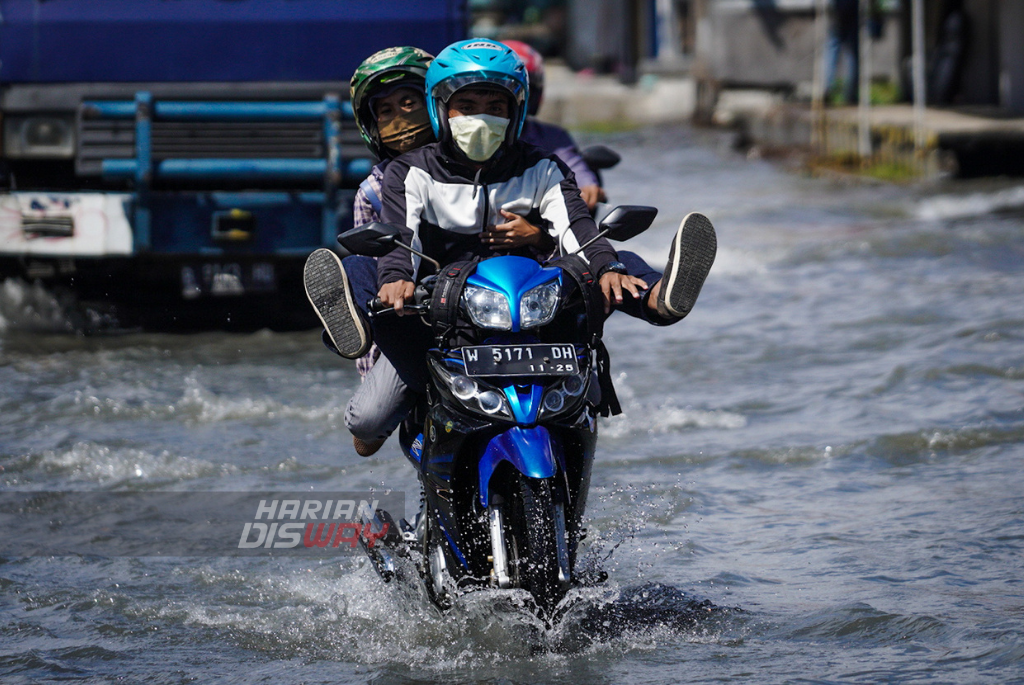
[
  {"xmin": 180, "ymin": 262, "xmax": 276, "ymax": 299},
  {"xmin": 462, "ymin": 344, "xmax": 579, "ymax": 377}
]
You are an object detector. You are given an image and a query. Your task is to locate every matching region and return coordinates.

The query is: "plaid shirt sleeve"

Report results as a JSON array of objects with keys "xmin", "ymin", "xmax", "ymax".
[
  {"xmin": 351, "ymin": 164, "xmax": 386, "ymax": 379},
  {"xmin": 352, "ymin": 164, "xmax": 385, "ymax": 227}
]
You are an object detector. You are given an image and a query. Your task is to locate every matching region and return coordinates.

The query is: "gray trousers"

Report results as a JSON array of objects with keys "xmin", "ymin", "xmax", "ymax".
[{"xmin": 345, "ymin": 355, "xmax": 419, "ymax": 442}]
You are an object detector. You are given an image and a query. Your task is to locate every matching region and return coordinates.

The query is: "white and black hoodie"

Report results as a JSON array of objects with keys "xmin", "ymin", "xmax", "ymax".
[{"xmin": 376, "ymin": 140, "xmax": 617, "ymax": 290}]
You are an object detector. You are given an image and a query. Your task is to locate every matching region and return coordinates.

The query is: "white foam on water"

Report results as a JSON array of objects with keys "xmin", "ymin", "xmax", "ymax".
[
  {"xmin": 706, "ymin": 245, "xmax": 774, "ymax": 276},
  {"xmin": 601, "ymin": 375, "xmax": 747, "ymax": 440},
  {"xmin": 0, "ymin": 278, "xmax": 72, "ymax": 333},
  {"xmin": 176, "ymin": 374, "xmax": 346, "ymax": 425},
  {"xmin": 10, "ymin": 441, "xmax": 234, "ymax": 485},
  {"xmin": 60, "ymin": 373, "xmax": 350, "ymax": 428},
  {"xmin": 627, "ymin": 236, "xmax": 773, "ymax": 281},
  {"xmin": 915, "ymin": 184, "xmax": 1024, "ymax": 220}
]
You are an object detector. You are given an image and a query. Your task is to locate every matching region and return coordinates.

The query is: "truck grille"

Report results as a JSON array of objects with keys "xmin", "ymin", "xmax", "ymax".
[
  {"xmin": 77, "ymin": 120, "xmax": 364, "ymax": 176},
  {"xmin": 151, "ymin": 121, "xmax": 324, "ymax": 159},
  {"xmin": 77, "ymin": 118, "xmax": 135, "ymax": 175}
]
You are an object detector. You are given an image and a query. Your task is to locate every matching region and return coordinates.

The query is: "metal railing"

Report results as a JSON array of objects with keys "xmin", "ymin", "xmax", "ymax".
[{"xmin": 78, "ymin": 92, "xmax": 373, "ymax": 250}]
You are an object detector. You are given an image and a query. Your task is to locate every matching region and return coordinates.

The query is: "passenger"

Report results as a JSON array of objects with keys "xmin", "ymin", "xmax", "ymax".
[
  {"xmin": 500, "ymin": 39, "xmax": 662, "ymax": 306},
  {"xmin": 501, "ymin": 39, "xmax": 606, "ymax": 211},
  {"xmin": 306, "ymin": 39, "xmax": 715, "ymax": 457},
  {"xmin": 304, "ymin": 46, "xmax": 433, "ymax": 456}
]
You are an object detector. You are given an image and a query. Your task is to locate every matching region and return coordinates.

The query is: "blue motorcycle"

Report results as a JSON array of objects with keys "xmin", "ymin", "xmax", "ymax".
[{"xmin": 339, "ymin": 206, "xmax": 655, "ymax": 617}]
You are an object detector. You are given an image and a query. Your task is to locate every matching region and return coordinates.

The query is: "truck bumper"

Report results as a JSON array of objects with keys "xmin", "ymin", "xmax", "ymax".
[{"xmin": 0, "ymin": 189, "xmax": 353, "ymax": 330}]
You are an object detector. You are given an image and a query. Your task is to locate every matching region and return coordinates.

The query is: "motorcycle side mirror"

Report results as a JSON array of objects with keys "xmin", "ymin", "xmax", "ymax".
[
  {"xmin": 337, "ymin": 221, "xmax": 441, "ymax": 271},
  {"xmin": 568, "ymin": 205, "xmax": 657, "ymax": 257},
  {"xmin": 597, "ymin": 205, "xmax": 658, "ymax": 242},
  {"xmin": 337, "ymin": 222, "xmax": 402, "ymax": 257},
  {"xmin": 580, "ymin": 145, "xmax": 621, "ymax": 171}
]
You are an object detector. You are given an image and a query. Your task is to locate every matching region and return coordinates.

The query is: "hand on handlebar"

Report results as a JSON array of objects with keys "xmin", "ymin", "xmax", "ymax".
[
  {"xmin": 579, "ymin": 184, "xmax": 606, "ymax": 211},
  {"xmin": 599, "ymin": 271, "xmax": 648, "ymax": 315},
  {"xmin": 378, "ymin": 280, "xmax": 415, "ymax": 316}
]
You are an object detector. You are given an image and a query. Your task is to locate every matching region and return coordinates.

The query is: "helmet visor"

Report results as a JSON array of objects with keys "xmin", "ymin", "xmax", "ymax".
[{"xmin": 431, "ymin": 74, "xmax": 526, "ymax": 108}]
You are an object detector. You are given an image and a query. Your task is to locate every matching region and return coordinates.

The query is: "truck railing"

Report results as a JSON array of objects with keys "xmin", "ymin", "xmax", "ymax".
[
  {"xmin": 79, "ymin": 91, "xmax": 372, "ymax": 251},
  {"xmin": 81, "ymin": 93, "xmax": 368, "ymax": 182}
]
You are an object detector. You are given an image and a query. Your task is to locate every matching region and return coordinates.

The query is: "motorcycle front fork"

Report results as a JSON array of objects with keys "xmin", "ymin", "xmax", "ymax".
[
  {"xmin": 486, "ymin": 493, "xmax": 572, "ymax": 589},
  {"xmin": 488, "ymin": 504, "xmax": 512, "ymax": 588}
]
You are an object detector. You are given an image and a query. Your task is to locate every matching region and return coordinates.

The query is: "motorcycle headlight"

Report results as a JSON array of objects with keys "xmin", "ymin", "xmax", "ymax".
[
  {"xmin": 561, "ymin": 373, "xmax": 586, "ymax": 397},
  {"xmin": 463, "ymin": 285, "xmax": 512, "ymax": 330},
  {"xmin": 542, "ymin": 389, "xmax": 565, "ymax": 413},
  {"xmin": 520, "ymin": 279, "xmax": 560, "ymax": 329},
  {"xmin": 476, "ymin": 390, "xmax": 505, "ymax": 415},
  {"xmin": 428, "ymin": 357, "xmax": 512, "ymax": 420},
  {"xmin": 450, "ymin": 374, "xmax": 478, "ymax": 401},
  {"xmin": 539, "ymin": 371, "xmax": 589, "ymax": 420}
]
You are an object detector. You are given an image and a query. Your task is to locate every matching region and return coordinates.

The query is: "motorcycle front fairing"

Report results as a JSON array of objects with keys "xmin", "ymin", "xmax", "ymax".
[
  {"xmin": 417, "ymin": 396, "xmax": 597, "ymax": 579},
  {"xmin": 478, "ymin": 426, "xmax": 560, "ymax": 507},
  {"xmin": 415, "ymin": 254, "xmax": 600, "ymax": 584}
]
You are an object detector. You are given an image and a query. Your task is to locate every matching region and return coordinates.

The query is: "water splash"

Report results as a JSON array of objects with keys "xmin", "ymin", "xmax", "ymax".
[
  {"xmin": 0, "ymin": 278, "xmax": 73, "ymax": 334},
  {"xmin": 915, "ymin": 184, "xmax": 1024, "ymax": 220},
  {"xmin": 0, "ymin": 278, "xmax": 124, "ymax": 334},
  {"xmin": 602, "ymin": 373, "xmax": 747, "ymax": 440},
  {"xmin": 140, "ymin": 559, "xmax": 733, "ymax": 668},
  {"xmin": 2, "ymin": 441, "xmax": 235, "ymax": 488}
]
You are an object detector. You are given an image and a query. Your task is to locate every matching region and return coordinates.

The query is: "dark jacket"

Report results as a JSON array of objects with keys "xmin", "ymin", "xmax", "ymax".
[{"xmin": 376, "ymin": 140, "xmax": 617, "ymax": 289}]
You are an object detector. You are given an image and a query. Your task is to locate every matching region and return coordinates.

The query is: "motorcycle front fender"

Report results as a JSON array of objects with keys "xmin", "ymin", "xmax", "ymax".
[{"xmin": 478, "ymin": 425, "xmax": 561, "ymax": 507}]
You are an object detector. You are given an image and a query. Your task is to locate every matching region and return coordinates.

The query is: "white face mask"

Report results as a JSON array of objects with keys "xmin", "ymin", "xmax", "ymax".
[{"xmin": 448, "ymin": 113, "xmax": 509, "ymax": 162}]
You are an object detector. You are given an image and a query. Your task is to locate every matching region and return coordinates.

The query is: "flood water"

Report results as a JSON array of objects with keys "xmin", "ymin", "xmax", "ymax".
[{"xmin": 2, "ymin": 125, "xmax": 1023, "ymax": 684}]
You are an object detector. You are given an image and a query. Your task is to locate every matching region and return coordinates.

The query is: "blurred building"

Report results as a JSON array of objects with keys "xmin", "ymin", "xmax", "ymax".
[
  {"xmin": 469, "ymin": 0, "xmax": 570, "ymax": 56},
  {"xmin": 473, "ymin": 1, "xmax": 1024, "ymax": 116},
  {"xmin": 683, "ymin": 0, "xmax": 1024, "ymax": 115}
]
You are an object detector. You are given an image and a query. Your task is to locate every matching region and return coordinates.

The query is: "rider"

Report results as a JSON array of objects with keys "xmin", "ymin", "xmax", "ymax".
[
  {"xmin": 376, "ymin": 38, "xmax": 712, "ymax": 384},
  {"xmin": 310, "ymin": 44, "xmax": 566, "ymax": 458},
  {"xmin": 308, "ymin": 43, "xmax": 614, "ymax": 458},
  {"xmin": 307, "ymin": 39, "xmax": 715, "ymax": 456},
  {"xmin": 502, "ymin": 39, "xmax": 605, "ymax": 211}
]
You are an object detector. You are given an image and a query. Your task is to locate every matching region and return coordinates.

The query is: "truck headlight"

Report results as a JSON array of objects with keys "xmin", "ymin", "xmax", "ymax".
[
  {"xmin": 520, "ymin": 279, "xmax": 560, "ymax": 329},
  {"xmin": 4, "ymin": 115, "xmax": 76, "ymax": 158}
]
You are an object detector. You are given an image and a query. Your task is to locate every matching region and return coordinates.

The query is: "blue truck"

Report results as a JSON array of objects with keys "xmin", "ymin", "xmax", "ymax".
[{"xmin": 0, "ymin": 0, "xmax": 465, "ymax": 330}]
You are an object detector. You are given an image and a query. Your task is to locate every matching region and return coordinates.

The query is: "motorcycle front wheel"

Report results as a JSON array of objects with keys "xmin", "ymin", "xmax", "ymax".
[{"xmin": 507, "ymin": 474, "xmax": 570, "ymax": 617}]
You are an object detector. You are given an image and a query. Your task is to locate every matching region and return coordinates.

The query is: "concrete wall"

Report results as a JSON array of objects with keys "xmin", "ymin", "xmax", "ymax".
[
  {"xmin": 999, "ymin": 0, "xmax": 1024, "ymax": 113},
  {"xmin": 565, "ymin": 0, "xmax": 632, "ymax": 73},
  {"xmin": 954, "ymin": 0, "xmax": 1000, "ymax": 105},
  {"xmin": 537, "ymin": 65, "xmax": 697, "ymax": 127}
]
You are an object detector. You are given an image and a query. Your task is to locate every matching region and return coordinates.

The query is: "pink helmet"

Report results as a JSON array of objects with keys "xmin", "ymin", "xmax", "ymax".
[{"xmin": 502, "ymin": 40, "xmax": 544, "ymax": 115}]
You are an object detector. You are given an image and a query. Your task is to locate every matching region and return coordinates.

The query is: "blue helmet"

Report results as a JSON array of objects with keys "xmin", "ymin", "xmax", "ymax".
[{"xmin": 424, "ymin": 38, "xmax": 529, "ymax": 152}]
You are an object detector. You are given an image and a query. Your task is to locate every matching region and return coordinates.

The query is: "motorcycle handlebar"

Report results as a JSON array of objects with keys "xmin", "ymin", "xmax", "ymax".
[
  {"xmin": 366, "ymin": 301, "xmax": 430, "ymax": 318},
  {"xmin": 366, "ymin": 280, "xmax": 434, "ymax": 319}
]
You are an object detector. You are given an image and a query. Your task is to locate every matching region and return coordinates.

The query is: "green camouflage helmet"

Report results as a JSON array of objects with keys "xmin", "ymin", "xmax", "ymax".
[{"xmin": 350, "ymin": 46, "xmax": 434, "ymax": 159}]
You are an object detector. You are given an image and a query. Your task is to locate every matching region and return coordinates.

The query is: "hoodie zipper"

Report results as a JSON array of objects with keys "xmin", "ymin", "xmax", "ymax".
[{"xmin": 472, "ymin": 166, "xmax": 489, "ymax": 233}]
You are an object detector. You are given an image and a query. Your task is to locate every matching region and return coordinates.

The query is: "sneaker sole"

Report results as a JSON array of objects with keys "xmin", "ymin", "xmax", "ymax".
[
  {"xmin": 303, "ymin": 249, "xmax": 371, "ymax": 359},
  {"xmin": 659, "ymin": 212, "xmax": 717, "ymax": 319}
]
